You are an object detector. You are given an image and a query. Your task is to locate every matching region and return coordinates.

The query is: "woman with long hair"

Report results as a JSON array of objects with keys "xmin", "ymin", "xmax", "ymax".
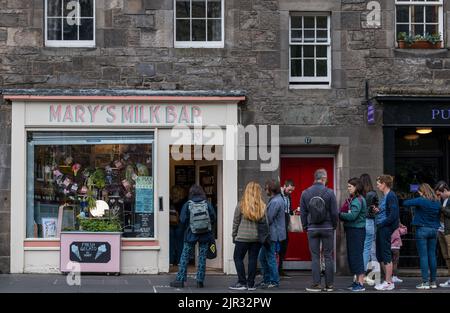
[
  {"xmin": 360, "ymin": 173, "xmax": 379, "ymax": 286},
  {"xmin": 403, "ymin": 183, "xmax": 441, "ymax": 289},
  {"xmin": 170, "ymin": 184, "xmax": 216, "ymax": 288},
  {"xmin": 339, "ymin": 177, "xmax": 368, "ymax": 291},
  {"xmin": 229, "ymin": 181, "xmax": 266, "ymax": 291}
]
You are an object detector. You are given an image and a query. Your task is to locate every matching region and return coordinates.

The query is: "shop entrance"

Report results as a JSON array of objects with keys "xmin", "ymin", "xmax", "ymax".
[
  {"xmin": 392, "ymin": 127, "xmax": 450, "ymax": 269},
  {"xmin": 280, "ymin": 156, "xmax": 335, "ymax": 270},
  {"xmin": 169, "ymin": 146, "xmax": 223, "ymax": 272}
]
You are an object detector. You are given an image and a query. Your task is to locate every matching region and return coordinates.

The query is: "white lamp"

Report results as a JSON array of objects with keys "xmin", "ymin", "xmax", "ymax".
[{"xmin": 90, "ymin": 200, "xmax": 109, "ymax": 217}]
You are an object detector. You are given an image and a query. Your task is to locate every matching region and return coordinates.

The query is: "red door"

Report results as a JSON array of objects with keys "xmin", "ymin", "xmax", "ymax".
[{"xmin": 280, "ymin": 157, "xmax": 334, "ymax": 265}]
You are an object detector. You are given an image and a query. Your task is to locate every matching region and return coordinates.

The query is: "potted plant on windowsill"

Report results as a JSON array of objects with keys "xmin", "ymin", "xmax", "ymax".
[
  {"xmin": 397, "ymin": 32, "xmax": 442, "ymax": 49},
  {"xmin": 397, "ymin": 32, "xmax": 409, "ymax": 49}
]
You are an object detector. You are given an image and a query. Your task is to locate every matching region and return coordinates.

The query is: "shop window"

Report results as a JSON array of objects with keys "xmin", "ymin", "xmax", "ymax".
[
  {"xmin": 395, "ymin": 0, "xmax": 443, "ymax": 46},
  {"xmin": 174, "ymin": 0, "xmax": 224, "ymax": 48},
  {"xmin": 45, "ymin": 0, "xmax": 96, "ymax": 47},
  {"xmin": 26, "ymin": 132, "xmax": 154, "ymax": 239},
  {"xmin": 289, "ymin": 13, "xmax": 331, "ymax": 88}
]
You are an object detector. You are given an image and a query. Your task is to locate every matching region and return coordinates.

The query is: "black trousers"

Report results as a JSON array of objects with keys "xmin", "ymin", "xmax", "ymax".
[
  {"xmin": 278, "ymin": 212, "xmax": 290, "ymax": 273},
  {"xmin": 233, "ymin": 241, "xmax": 262, "ymax": 287}
]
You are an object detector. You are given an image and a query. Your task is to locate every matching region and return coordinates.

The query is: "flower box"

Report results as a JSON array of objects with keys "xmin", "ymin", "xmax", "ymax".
[{"xmin": 409, "ymin": 40, "xmax": 442, "ymax": 49}]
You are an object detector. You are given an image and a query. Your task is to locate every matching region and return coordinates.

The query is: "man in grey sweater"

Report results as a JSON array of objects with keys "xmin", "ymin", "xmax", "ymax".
[{"xmin": 300, "ymin": 169, "xmax": 338, "ymax": 292}]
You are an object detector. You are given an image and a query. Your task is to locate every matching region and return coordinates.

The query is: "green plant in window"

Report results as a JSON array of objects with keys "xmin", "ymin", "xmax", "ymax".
[
  {"xmin": 78, "ymin": 217, "xmax": 121, "ymax": 232},
  {"xmin": 85, "ymin": 168, "xmax": 106, "ymax": 209}
]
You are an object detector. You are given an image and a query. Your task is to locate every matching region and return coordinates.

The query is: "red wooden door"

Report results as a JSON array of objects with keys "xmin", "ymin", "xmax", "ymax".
[{"xmin": 280, "ymin": 157, "xmax": 334, "ymax": 263}]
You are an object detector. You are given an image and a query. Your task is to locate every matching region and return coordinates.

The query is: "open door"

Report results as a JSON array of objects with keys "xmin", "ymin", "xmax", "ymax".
[{"xmin": 196, "ymin": 161, "xmax": 223, "ymax": 270}]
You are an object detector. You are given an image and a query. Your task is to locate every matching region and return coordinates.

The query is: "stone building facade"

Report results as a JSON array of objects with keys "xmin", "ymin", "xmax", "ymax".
[{"xmin": 1, "ymin": 0, "xmax": 450, "ymax": 274}]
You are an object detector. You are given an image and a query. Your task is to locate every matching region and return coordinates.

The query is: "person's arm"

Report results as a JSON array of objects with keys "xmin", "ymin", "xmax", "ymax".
[
  {"xmin": 267, "ymin": 200, "xmax": 276, "ymax": 225},
  {"xmin": 340, "ymin": 198, "xmax": 362, "ymax": 222},
  {"xmin": 403, "ymin": 197, "xmax": 425, "ymax": 207},
  {"xmin": 232, "ymin": 206, "xmax": 241, "ymax": 239},
  {"xmin": 208, "ymin": 202, "xmax": 216, "ymax": 225},
  {"xmin": 329, "ymin": 191, "xmax": 339, "ymax": 228},
  {"xmin": 381, "ymin": 193, "xmax": 400, "ymax": 227},
  {"xmin": 180, "ymin": 202, "xmax": 189, "ymax": 225},
  {"xmin": 300, "ymin": 192, "xmax": 308, "ymax": 230}
]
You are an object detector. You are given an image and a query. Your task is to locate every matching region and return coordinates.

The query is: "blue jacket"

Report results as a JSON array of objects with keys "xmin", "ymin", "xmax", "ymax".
[
  {"xmin": 266, "ymin": 193, "xmax": 287, "ymax": 242},
  {"xmin": 376, "ymin": 191, "xmax": 400, "ymax": 229},
  {"xmin": 403, "ymin": 197, "xmax": 441, "ymax": 229},
  {"xmin": 180, "ymin": 196, "xmax": 216, "ymax": 243}
]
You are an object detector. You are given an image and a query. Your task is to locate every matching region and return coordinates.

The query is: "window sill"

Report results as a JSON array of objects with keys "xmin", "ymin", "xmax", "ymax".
[
  {"xmin": 393, "ymin": 48, "xmax": 449, "ymax": 58},
  {"xmin": 289, "ymin": 84, "xmax": 331, "ymax": 90}
]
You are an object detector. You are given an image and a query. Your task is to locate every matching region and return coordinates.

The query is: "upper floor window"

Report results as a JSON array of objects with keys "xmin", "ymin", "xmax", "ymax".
[
  {"xmin": 289, "ymin": 13, "xmax": 331, "ymax": 88},
  {"xmin": 45, "ymin": 0, "xmax": 96, "ymax": 47},
  {"xmin": 395, "ymin": 0, "xmax": 443, "ymax": 47},
  {"xmin": 174, "ymin": 0, "xmax": 224, "ymax": 48}
]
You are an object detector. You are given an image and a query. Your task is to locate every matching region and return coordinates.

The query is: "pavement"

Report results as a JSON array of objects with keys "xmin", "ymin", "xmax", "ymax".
[{"xmin": 1, "ymin": 271, "xmax": 450, "ymax": 293}]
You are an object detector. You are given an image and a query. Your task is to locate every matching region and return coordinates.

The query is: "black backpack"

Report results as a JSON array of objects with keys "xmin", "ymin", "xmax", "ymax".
[{"xmin": 308, "ymin": 188, "xmax": 329, "ymax": 224}]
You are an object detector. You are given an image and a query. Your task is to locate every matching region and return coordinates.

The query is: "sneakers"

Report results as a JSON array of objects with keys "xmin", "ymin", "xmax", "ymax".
[
  {"xmin": 170, "ymin": 280, "xmax": 185, "ymax": 288},
  {"xmin": 322, "ymin": 285, "xmax": 334, "ymax": 292},
  {"xmin": 256, "ymin": 282, "xmax": 269, "ymax": 289},
  {"xmin": 439, "ymin": 279, "xmax": 450, "ymax": 288},
  {"xmin": 196, "ymin": 281, "xmax": 204, "ymax": 288},
  {"xmin": 229, "ymin": 282, "xmax": 247, "ymax": 290},
  {"xmin": 430, "ymin": 281, "xmax": 438, "ymax": 289},
  {"xmin": 347, "ymin": 281, "xmax": 359, "ymax": 290},
  {"xmin": 306, "ymin": 284, "xmax": 322, "ymax": 292},
  {"xmin": 392, "ymin": 276, "xmax": 403, "ymax": 283},
  {"xmin": 351, "ymin": 283, "xmax": 366, "ymax": 292},
  {"xmin": 416, "ymin": 282, "xmax": 430, "ymax": 290},
  {"xmin": 247, "ymin": 285, "xmax": 257, "ymax": 291},
  {"xmin": 267, "ymin": 282, "xmax": 279, "ymax": 288},
  {"xmin": 374, "ymin": 281, "xmax": 395, "ymax": 291},
  {"xmin": 364, "ymin": 276, "xmax": 376, "ymax": 286}
]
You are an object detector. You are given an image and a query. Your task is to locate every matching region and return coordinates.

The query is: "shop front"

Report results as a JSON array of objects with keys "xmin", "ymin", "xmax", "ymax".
[
  {"xmin": 5, "ymin": 89, "xmax": 244, "ymax": 274},
  {"xmin": 379, "ymin": 95, "xmax": 450, "ymax": 269}
]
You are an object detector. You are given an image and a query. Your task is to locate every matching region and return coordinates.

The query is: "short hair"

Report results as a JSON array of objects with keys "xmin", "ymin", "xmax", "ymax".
[
  {"xmin": 314, "ymin": 169, "xmax": 327, "ymax": 181},
  {"xmin": 435, "ymin": 181, "xmax": 449, "ymax": 193},
  {"xmin": 348, "ymin": 177, "xmax": 364, "ymax": 196},
  {"xmin": 265, "ymin": 179, "xmax": 281, "ymax": 195},
  {"xmin": 284, "ymin": 179, "xmax": 295, "ymax": 187},
  {"xmin": 376, "ymin": 175, "xmax": 394, "ymax": 189}
]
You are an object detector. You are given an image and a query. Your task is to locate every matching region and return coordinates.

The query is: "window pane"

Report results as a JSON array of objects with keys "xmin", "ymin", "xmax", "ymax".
[
  {"xmin": 396, "ymin": 24, "xmax": 409, "ymax": 36},
  {"xmin": 304, "ymin": 30, "xmax": 314, "ymax": 42},
  {"xmin": 396, "ymin": 5, "xmax": 409, "ymax": 23},
  {"xmin": 291, "ymin": 16, "xmax": 302, "ymax": 28},
  {"xmin": 207, "ymin": 19, "xmax": 221, "ymax": 41},
  {"xmin": 303, "ymin": 45, "xmax": 314, "ymax": 58},
  {"xmin": 27, "ymin": 132, "xmax": 154, "ymax": 238},
  {"xmin": 291, "ymin": 30, "xmax": 302, "ymax": 42},
  {"xmin": 290, "ymin": 45, "xmax": 302, "ymax": 58},
  {"xmin": 425, "ymin": 24, "xmax": 437, "ymax": 35},
  {"xmin": 176, "ymin": 19, "xmax": 190, "ymax": 41},
  {"xmin": 304, "ymin": 59, "xmax": 314, "ymax": 76},
  {"xmin": 291, "ymin": 59, "xmax": 302, "ymax": 77},
  {"xmin": 411, "ymin": 5, "xmax": 424, "ymax": 23},
  {"xmin": 316, "ymin": 60, "xmax": 327, "ymax": 77},
  {"xmin": 316, "ymin": 30, "xmax": 327, "ymax": 42},
  {"xmin": 47, "ymin": 0, "xmax": 62, "ymax": 17},
  {"xmin": 304, "ymin": 16, "xmax": 314, "ymax": 28},
  {"xmin": 207, "ymin": 0, "xmax": 221, "ymax": 18},
  {"xmin": 412, "ymin": 24, "xmax": 424, "ymax": 36},
  {"xmin": 63, "ymin": 17, "xmax": 78, "ymax": 40},
  {"xmin": 425, "ymin": 6, "xmax": 438, "ymax": 23},
  {"xmin": 79, "ymin": 18, "xmax": 93, "ymax": 40},
  {"xmin": 192, "ymin": 0, "xmax": 206, "ymax": 18},
  {"xmin": 80, "ymin": 0, "xmax": 94, "ymax": 18},
  {"xmin": 47, "ymin": 18, "xmax": 62, "ymax": 40},
  {"xmin": 316, "ymin": 16, "xmax": 327, "ymax": 28},
  {"xmin": 192, "ymin": 19, "xmax": 206, "ymax": 41},
  {"xmin": 176, "ymin": 1, "xmax": 190, "ymax": 18},
  {"xmin": 316, "ymin": 45, "xmax": 327, "ymax": 57},
  {"xmin": 64, "ymin": 0, "xmax": 79, "ymax": 17}
]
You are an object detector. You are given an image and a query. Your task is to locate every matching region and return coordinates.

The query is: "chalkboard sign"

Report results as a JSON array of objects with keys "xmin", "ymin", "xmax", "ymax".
[
  {"xmin": 175, "ymin": 165, "xmax": 196, "ymax": 189},
  {"xmin": 135, "ymin": 176, "xmax": 153, "ymax": 213},
  {"xmin": 69, "ymin": 241, "xmax": 111, "ymax": 263},
  {"xmin": 134, "ymin": 213, "xmax": 154, "ymax": 237}
]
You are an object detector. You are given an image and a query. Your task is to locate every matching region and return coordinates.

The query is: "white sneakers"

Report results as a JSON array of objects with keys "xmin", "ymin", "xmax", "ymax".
[
  {"xmin": 374, "ymin": 281, "xmax": 395, "ymax": 291},
  {"xmin": 439, "ymin": 280, "xmax": 450, "ymax": 288},
  {"xmin": 364, "ymin": 276, "xmax": 375, "ymax": 286},
  {"xmin": 392, "ymin": 276, "xmax": 403, "ymax": 283}
]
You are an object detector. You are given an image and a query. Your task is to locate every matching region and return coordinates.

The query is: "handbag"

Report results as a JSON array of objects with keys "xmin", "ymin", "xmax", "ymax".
[
  {"xmin": 288, "ymin": 214, "xmax": 303, "ymax": 232},
  {"xmin": 207, "ymin": 239, "xmax": 217, "ymax": 259}
]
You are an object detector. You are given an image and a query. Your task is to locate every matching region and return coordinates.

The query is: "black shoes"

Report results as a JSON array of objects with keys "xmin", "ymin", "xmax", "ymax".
[
  {"xmin": 197, "ymin": 281, "xmax": 204, "ymax": 288},
  {"xmin": 170, "ymin": 280, "xmax": 184, "ymax": 288}
]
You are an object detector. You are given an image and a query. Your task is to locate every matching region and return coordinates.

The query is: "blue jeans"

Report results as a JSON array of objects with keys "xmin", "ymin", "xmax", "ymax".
[
  {"xmin": 176, "ymin": 241, "xmax": 209, "ymax": 283},
  {"xmin": 258, "ymin": 242, "xmax": 279, "ymax": 285},
  {"xmin": 363, "ymin": 219, "xmax": 376, "ymax": 271},
  {"xmin": 416, "ymin": 226, "xmax": 438, "ymax": 282}
]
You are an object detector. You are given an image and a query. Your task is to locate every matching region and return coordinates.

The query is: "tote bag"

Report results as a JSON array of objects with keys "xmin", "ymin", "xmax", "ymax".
[{"xmin": 288, "ymin": 214, "xmax": 303, "ymax": 233}]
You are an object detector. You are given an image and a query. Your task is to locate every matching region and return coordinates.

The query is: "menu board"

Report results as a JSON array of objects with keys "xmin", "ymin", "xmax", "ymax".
[
  {"xmin": 69, "ymin": 241, "xmax": 111, "ymax": 263},
  {"xmin": 174, "ymin": 165, "xmax": 196, "ymax": 189},
  {"xmin": 134, "ymin": 213, "xmax": 154, "ymax": 237},
  {"xmin": 135, "ymin": 176, "xmax": 153, "ymax": 213}
]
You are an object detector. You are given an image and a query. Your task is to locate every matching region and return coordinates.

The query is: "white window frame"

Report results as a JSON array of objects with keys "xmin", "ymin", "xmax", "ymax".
[
  {"xmin": 395, "ymin": 0, "xmax": 444, "ymax": 47},
  {"xmin": 289, "ymin": 13, "xmax": 331, "ymax": 89},
  {"xmin": 45, "ymin": 0, "xmax": 96, "ymax": 48},
  {"xmin": 174, "ymin": 0, "xmax": 225, "ymax": 48}
]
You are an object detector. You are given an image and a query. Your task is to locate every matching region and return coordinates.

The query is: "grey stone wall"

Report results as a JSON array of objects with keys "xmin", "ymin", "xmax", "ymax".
[{"xmin": 1, "ymin": 0, "xmax": 448, "ymax": 273}]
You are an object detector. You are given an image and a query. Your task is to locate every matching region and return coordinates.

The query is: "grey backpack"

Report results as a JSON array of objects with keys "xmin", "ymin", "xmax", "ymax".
[{"xmin": 188, "ymin": 200, "xmax": 211, "ymax": 234}]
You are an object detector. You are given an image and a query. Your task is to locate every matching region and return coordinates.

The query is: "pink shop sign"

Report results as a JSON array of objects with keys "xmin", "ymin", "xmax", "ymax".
[{"xmin": 60, "ymin": 232, "xmax": 121, "ymax": 274}]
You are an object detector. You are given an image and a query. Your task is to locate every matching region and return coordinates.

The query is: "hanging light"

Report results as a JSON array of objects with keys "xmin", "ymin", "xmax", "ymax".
[
  {"xmin": 416, "ymin": 127, "xmax": 432, "ymax": 134},
  {"xmin": 404, "ymin": 134, "xmax": 419, "ymax": 141}
]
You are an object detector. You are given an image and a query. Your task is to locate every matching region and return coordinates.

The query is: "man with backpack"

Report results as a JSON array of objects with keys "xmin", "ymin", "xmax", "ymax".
[{"xmin": 300, "ymin": 169, "xmax": 338, "ymax": 292}]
